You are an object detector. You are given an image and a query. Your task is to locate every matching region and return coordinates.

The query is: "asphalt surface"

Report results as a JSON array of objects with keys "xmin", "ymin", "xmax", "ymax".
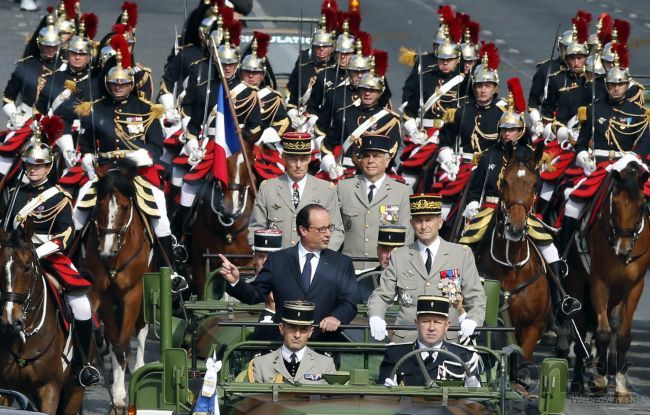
[{"xmin": 0, "ymin": 0, "xmax": 649, "ymax": 414}]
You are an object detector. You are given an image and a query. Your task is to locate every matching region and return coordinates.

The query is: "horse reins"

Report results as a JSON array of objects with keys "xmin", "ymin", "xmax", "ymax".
[{"xmin": 600, "ymin": 191, "xmax": 648, "ymax": 264}]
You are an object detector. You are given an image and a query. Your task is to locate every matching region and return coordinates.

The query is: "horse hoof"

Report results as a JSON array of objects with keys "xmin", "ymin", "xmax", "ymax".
[
  {"xmin": 587, "ymin": 378, "xmax": 608, "ymax": 394},
  {"xmin": 614, "ymin": 392, "xmax": 634, "ymax": 404}
]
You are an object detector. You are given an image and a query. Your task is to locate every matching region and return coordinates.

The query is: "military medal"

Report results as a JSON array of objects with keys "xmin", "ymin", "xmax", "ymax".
[
  {"xmin": 438, "ymin": 269, "xmax": 462, "ymax": 305},
  {"xmin": 379, "ymin": 204, "xmax": 399, "ymax": 224}
]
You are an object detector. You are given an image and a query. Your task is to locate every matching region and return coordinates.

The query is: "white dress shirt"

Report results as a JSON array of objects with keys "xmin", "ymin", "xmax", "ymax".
[
  {"xmin": 288, "ymin": 174, "xmax": 308, "ymax": 199},
  {"xmin": 281, "ymin": 344, "xmax": 307, "ymax": 363},
  {"xmin": 298, "ymin": 242, "xmax": 320, "ymax": 283},
  {"xmin": 363, "ymin": 174, "xmax": 386, "ymax": 197},
  {"xmin": 418, "ymin": 339, "xmax": 443, "ymax": 361},
  {"xmin": 417, "ymin": 237, "xmax": 441, "ymax": 267}
]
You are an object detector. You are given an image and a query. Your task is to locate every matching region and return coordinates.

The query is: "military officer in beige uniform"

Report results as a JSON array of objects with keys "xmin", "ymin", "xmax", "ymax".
[
  {"xmin": 367, "ymin": 194, "xmax": 486, "ymax": 344},
  {"xmin": 251, "ymin": 300, "xmax": 336, "ymax": 384},
  {"xmin": 336, "ymin": 135, "xmax": 412, "ymax": 269},
  {"xmin": 249, "ymin": 132, "xmax": 344, "ymax": 249}
]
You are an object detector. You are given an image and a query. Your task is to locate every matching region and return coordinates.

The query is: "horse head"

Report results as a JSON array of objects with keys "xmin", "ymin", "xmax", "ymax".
[
  {"xmin": 608, "ymin": 160, "xmax": 649, "ymax": 259},
  {"xmin": 499, "ymin": 143, "xmax": 544, "ymax": 242},
  {"xmin": 212, "ymin": 143, "xmax": 254, "ymax": 227},
  {"xmin": 94, "ymin": 159, "xmax": 138, "ymax": 260},
  {"xmin": 0, "ymin": 219, "xmax": 37, "ymax": 335}
]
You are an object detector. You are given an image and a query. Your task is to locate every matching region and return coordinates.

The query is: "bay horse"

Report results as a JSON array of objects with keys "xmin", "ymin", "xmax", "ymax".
[
  {"xmin": 83, "ymin": 161, "xmax": 150, "ymax": 412},
  {"xmin": 0, "ymin": 224, "xmax": 83, "ymax": 415},
  {"xmin": 475, "ymin": 144, "xmax": 551, "ymax": 361},
  {"xmin": 191, "ymin": 143, "xmax": 255, "ymax": 300},
  {"xmin": 569, "ymin": 160, "xmax": 650, "ymax": 397}
]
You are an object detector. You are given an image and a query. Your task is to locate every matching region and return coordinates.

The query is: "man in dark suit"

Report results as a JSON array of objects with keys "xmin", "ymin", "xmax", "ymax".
[
  {"xmin": 219, "ymin": 204, "xmax": 359, "ymax": 339},
  {"xmin": 378, "ymin": 296, "xmax": 483, "ymax": 387}
]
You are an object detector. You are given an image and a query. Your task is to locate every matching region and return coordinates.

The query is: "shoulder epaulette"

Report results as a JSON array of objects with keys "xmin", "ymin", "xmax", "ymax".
[
  {"xmin": 577, "ymin": 106, "xmax": 587, "ymax": 122},
  {"xmin": 74, "ymin": 97, "xmax": 104, "ymax": 117},
  {"xmin": 15, "ymin": 55, "xmax": 34, "ymax": 64},
  {"xmin": 443, "ymin": 107, "xmax": 456, "ymax": 123},
  {"xmin": 495, "ymin": 99, "xmax": 507, "ymax": 111},
  {"xmin": 55, "ymin": 185, "xmax": 72, "ymax": 199},
  {"xmin": 136, "ymin": 63, "xmax": 151, "ymax": 73}
]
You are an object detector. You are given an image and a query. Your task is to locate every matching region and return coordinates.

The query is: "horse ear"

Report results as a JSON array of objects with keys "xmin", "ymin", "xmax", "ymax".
[{"xmin": 532, "ymin": 143, "xmax": 545, "ymax": 168}]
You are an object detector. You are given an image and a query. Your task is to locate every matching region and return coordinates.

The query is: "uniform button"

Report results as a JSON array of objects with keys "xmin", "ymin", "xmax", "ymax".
[
  {"xmin": 366, "ymin": 210, "xmax": 370, "ymax": 215},
  {"xmin": 291, "ymin": 240, "xmax": 295, "ymax": 244},
  {"xmin": 365, "ymin": 224, "xmax": 369, "ymax": 228},
  {"xmin": 364, "ymin": 252, "xmax": 368, "ymax": 256},
  {"xmin": 365, "ymin": 238, "xmax": 368, "ymax": 242},
  {"xmin": 293, "ymin": 215, "xmax": 297, "ymax": 218},
  {"xmin": 426, "ymin": 282, "xmax": 431, "ymax": 287}
]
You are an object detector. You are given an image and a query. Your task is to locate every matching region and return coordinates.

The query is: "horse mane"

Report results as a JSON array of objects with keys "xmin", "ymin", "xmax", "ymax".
[
  {"xmin": 96, "ymin": 159, "xmax": 138, "ymax": 199},
  {"xmin": 614, "ymin": 163, "xmax": 644, "ymax": 201}
]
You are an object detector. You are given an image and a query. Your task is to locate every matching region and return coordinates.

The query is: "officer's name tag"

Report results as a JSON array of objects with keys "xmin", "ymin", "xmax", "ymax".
[{"xmin": 304, "ymin": 374, "xmax": 323, "ymax": 381}]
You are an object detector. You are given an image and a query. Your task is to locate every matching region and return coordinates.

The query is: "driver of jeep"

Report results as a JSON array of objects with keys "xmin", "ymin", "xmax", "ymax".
[{"xmin": 378, "ymin": 296, "xmax": 483, "ymax": 387}]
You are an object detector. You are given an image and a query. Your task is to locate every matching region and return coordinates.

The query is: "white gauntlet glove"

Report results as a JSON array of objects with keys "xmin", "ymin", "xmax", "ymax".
[
  {"xmin": 125, "ymin": 148, "xmax": 153, "ymax": 167},
  {"xmin": 3, "ymin": 102, "xmax": 24, "ymax": 130},
  {"xmin": 463, "ymin": 201, "xmax": 480, "ymax": 219},
  {"xmin": 576, "ymin": 150, "xmax": 596, "ymax": 176},
  {"xmin": 321, "ymin": 153, "xmax": 344, "ymax": 180},
  {"xmin": 459, "ymin": 319, "xmax": 478, "ymax": 344},
  {"xmin": 404, "ymin": 118, "xmax": 427, "ymax": 145},
  {"xmin": 543, "ymin": 123, "xmax": 555, "ymax": 144},
  {"xmin": 437, "ymin": 147, "xmax": 459, "ymax": 180},
  {"xmin": 55, "ymin": 134, "xmax": 78, "ymax": 168},
  {"xmin": 527, "ymin": 108, "xmax": 544, "ymax": 137},
  {"xmin": 287, "ymin": 108, "xmax": 304, "ymax": 130},
  {"xmin": 81, "ymin": 153, "xmax": 96, "ymax": 180},
  {"xmin": 182, "ymin": 138, "xmax": 203, "ymax": 166},
  {"xmin": 369, "ymin": 316, "xmax": 388, "ymax": 341}
]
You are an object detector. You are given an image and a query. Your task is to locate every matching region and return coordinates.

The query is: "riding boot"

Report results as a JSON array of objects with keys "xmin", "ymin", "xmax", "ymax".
[
  {"xmin": 558, "ymin": 217, "xmax": 579, "ymax": 257},
  {"xmin": 160, "ymin": 235, "xmax": 188, "ymax": 293},
  {"xmin": 74, "ymin": 319, "xmax": 101, "ymax": 387},
  {"xmin": 547, "ymin": 260, "xmax": 581, "ymax": 321}
]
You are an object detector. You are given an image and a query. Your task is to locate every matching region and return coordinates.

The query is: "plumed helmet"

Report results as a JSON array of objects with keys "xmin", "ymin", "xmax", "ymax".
[{"xmin": 38, "ymin": 14, "xmax": 62, "ymax": 48}]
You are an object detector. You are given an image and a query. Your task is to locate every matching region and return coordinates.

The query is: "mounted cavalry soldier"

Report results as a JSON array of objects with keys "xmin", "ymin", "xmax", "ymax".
[
  {"xmin": 367, "ymin": 193, "xmax": 486, "ymax": 344},
  {"xmin": 557, "ymin": 45, "xmax": 650, "ymax": 257},
  {"xmin": 428, "ymin": 43, "xmax": 504, "ymax": 221},
  {"xmin": 459, "ymin": 77, "xmax": 582, "ymax": 320},
  {"xmin": 336, "ymin": 134, "xmax": 411, "ymax": 270},
  {"xmin": 71, "ymin": 34, "xmax": 187, "ymax": 291},
  {"xmin": 399, "ymin": 18, "xmax": 470, "ymax": 186},
  {"xmin": 320, "ymin": 50, "xmax": 400, "ymax": 181},
  {"xmin": 0, "ymin": 122, "xmax": 100, "ymax": 387},
  {"xmin": 35, "ymin": 13, "xmax": 98, "ymax": 170},
  {"xmin": 249, "ymin": 132, "xmax": 344, "ymax": 250}
]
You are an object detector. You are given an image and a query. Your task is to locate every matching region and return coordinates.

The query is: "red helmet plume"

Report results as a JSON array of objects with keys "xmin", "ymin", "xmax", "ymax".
[
  {"xmin": 437, "ymin": 5, "xmax": 455, "ymax": 26},
  {"xmin": 447, "ymin": 16, "xmax": 463, "ymax": 44},
  {"xmin": 112, "ymin": 23, "xmax": 128, "ymax": 36},
  {"xmin": 81, "ymin": 13, "xmax": 98, "ymax": 40},
  {"xmin": 40, "ymin": 115, "xmax": 65, "ymax": 145},
  {"xmin": 321, "ymin": 0, "xmax": 339, "ymax": 14},
  {"xmin": 253, "ymin": 31, "xmax": 270, "ymax": 59},
  {"xmin": 613, "ymin": 19, "xmax": 630, "ymax": 44},
  {"xmin": 63, "ymin": 0, "xmax": 77, "ymax": 19},
  {"xmin": 121, "ymin": 1, "xmax": 138, "ymax": 30},
  {"xmin": 572, "ymin": 16, "xmax": 589, "ymax": 44},
  {"xmin": 357, "ymin": 31, "xmax": 372, "ymax": 56},
  {"xmin": 226, "ymin": 20, "xmax": 241, "ymax": 46},
  {"xmin": 598, "ymin": 13, "xmax": 613, "ymax": 46},
  {"xmin": 466, "ymin": 20, "xmax": 480, "ymax": 44},
  {"xmin": 348, "ymin": 10, "xmax": 361, "ymax": 36},
  {"xmin": 372, "ymin": 49, "xmax": 388, "ymax": 77},
  {"xmin": 110, "ymin": 34, "xmax": 132, "ymax": 68},
  {"xmin": 506, "ymin": 78, "xmax": 526, "ymax": 114},
  {"xmin": 219, "ymin": 6, "xmax": 234, "ymax": 27},
  {"xmin": 322, "ymin": 7, "xmax": 338, "ymax": 32},
  {"xmin": 613, "ymin": 42, "xmax": 629, "ymax": 68},
  {"xmin": 479, "ymin": 42, "xmax": 500, "ymax": 70},
  {"xmin": 575, "ymin": 10, "xmax": 592, "ymax": 26}
]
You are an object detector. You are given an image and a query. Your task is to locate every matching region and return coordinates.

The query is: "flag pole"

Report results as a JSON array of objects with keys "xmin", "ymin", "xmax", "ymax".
[{"xmin": 211, "ymin": 43, "xmax": 258, "ymax": 196}]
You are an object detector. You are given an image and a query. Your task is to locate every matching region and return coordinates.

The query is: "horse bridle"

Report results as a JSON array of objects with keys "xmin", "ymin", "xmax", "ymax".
[{"xmin": 603, "ymin": 191, "xmax": 646, "ymax": 264}]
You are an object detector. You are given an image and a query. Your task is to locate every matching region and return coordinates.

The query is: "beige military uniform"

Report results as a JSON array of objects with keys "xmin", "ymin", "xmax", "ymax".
[
  {"xmin": 336, "ymin": 175, "xmax": 412, "ymax": 269},
  {"xmin": 368, "ymin": 239, "xmax": 486, "ymax": 342},
  {"xmin": 252, "ymin": 347, "xmax": 336, "ymax": 384},
  {"xmin": 249, "ymin": 174, "xmax": 344, "ymax": 250}
]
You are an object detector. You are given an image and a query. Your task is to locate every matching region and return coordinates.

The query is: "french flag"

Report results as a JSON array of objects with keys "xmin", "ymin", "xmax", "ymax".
[{"xmin": 212, "ymin": 83, "xmax": 240, "ymax": 187}]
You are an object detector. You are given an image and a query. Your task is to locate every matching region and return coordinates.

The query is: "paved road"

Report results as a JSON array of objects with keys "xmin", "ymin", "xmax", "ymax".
[{"xmin": 0, "ymin": 0, "xmax": 649, "ymax": 413}]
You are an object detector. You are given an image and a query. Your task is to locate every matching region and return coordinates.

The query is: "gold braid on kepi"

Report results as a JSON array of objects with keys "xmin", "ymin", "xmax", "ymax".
[
  {"xmin": 281, "ymin": 132, "xmax": 313, "ymax": 155},
  {"xmin": 409, "ymin": 193, "xmax": 442, "ymax": 216}
]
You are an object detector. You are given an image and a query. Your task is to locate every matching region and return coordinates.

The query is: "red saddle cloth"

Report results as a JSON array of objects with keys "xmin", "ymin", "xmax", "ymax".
[{"xmin": 0, "ymin": 122, "xmax": 34, "ymax": 155}]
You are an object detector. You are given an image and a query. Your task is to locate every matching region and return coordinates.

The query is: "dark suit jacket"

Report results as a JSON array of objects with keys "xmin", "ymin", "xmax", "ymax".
[
  {"xmin": 378, "ymin": 340, "xmax": 482, "ymax": 386},
  {"xmin": 227, "ymin": 245, "xmax": 359, "ymax": 329}
]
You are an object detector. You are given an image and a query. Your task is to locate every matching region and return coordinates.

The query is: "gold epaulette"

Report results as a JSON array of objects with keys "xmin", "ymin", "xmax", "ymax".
[
  {"xmin": 577, "ymin": 106, "xmax": 587, "ymax": 122},
  {"xmin": 539, "ymin": 151, "xmax": 556, "ymax": 173},
  {"xmin": 74, "ymin": 100, "xmax": 93, "ymax": 117},
  {"xmin": 398, "ymin": 46, "xmax": 416, "ymax": 67},
  {"xmin": 150, "ymin": 103, "xmax": 164, "ymax": 119},
  {"xmin": 136, "ymin": 63, "xmax": 151, "ymax": 73},
  {"xmin": 15, "ymin": 55, "xmax": 33, "ymax": 64},
  {"xmin": 55, "ymin": 185, "xmax": 72, "ymax": 200},
  {"xmin": 63, "ymin": 79, "xmax": 78, "ymax": 94},
  {"xmin": 443, "ymin": 108, "xmax": 456, "ymax": 123},
  {"xmin": 646, "ymin": 109, "xmax": 650, "ymax": 119}
]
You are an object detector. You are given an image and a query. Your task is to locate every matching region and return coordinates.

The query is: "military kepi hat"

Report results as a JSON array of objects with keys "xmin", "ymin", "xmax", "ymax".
[
  {"xmin": 416, "ymin": 295, "xmax": 450, "ymax": 317},
  {"xmin": 253, "ymin": 229, "xmax": 283, "ymax": 252},
  {"xmin": 359, "ymin": 134, "xmax": 396, "ymax": 154},
  {"xmin": 282, "ymin": 300, "xmax": 315, "ymax": 325},
  {"xmin": 378, "ymin": 225, "xmax": 407, "ymax": 247},
  {"xmin": 281, "ymin": 132, "xmax": 313, "ymax": 155},
  {"xmin": 409, "ymin": 193, "xmax": 442, "ymax": 216}
]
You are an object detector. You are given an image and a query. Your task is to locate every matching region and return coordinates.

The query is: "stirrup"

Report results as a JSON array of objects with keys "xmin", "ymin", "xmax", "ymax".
[
  {"xmin": 171, "ymin": 272, "xmax": 189, "ymax": 294},
  {"xmin": 560, "ymin": 296, "xmax": 582, "ymax": 317},
  {"xmin": 78, "ymin": 364, "xmax": 102, "ymax": 387}
]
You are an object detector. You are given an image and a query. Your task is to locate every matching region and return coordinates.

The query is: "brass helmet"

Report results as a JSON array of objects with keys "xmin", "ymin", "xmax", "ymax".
[
  {"xmin": 565, "ymin": 17, "xmax": 589, "ymax": 56},
  {"xmin": 585, "ymin": 54, "xmax": 606, "ymax": 76},
  {"xmin": 558, "ymin": 29, "xmax": 573, "ymax": 47},
  {"xmin": 38, "ymin": 15, "xmax": 62, "ymax": 48},
  {"xmin": 335, "ymin": 20, "xmax": 355, "ymax": 53},
  {"xmin": 118, "ymin": 1, "xmax": 138, "ymax": 45},
  {"xmin": 460, "ymin": 20, "xmax": 480, "ymax": 62},
  {"xmin": 67, "ymin": 13, "xmax": 98, "ymax": 55},
  {"xmin": 436, "ymin": 23, "xmax": 461, "ymax": 60},
  {"xmin": 217, "ymin": 32, "xmax": 240, "ymax": 65},
  {"xmin": 434, "ymin": 5, "xmax": 454, "ymax": 46},
  {"xmin": 347, "ymin": 35, "xmax": 372, "ymax": 72},
  {"xmin": 605, "ymin": 44, "xmax": 630, "ymax": 84},
  {"xmin": 601, "ymin": 19, "xmax": 629, "ymax": 63},
  {"xmin": 358, "ymin": 50, "xmax": 388, "ymax": 92},
  {"xmin": 241, "ymin": 31, "xmax": 270, "ymax": 73},
  {"xmin": 22, "ymin": 127, "xmax": 53, "ymax": 165},
  {"xmin": 498, "ymin": 78, "xmax": 526, "ymax": 132},
  {"xmin": 56, "ymin": 0, "xmax": 77, "ymax": 38},
  {"xmin": 99, "ymin": 44, "xmax": 116, "ymax": 66},
  {"xmin": 312, "ymin": 14, "xmax": 335, "ymax": 47},
  {"xmin": 472, "ymin": 43, "xmax": 499, "ymax": 85},
  {"xmin": 199, "ymin": 13, "xmax": 219, "ymax": 44},
  {"xmin": 106, "ymin": 35, "xmax": 134, "ymax": 85},
  {"xmin": 600, "ymin": 41, "xmax": 616, "ymax": 63}
]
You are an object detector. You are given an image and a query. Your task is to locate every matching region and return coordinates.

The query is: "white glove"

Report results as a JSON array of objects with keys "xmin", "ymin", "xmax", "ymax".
[
  {"xmin": 165, "ymin": 108, "xmax": 181, "ymax": 125},
  {"xmin": 437, "ymin": 147, "xmax": 459, "ymax": 180},
  {"xmin": 321, "ymin": 153, "xmax": 344, "ymax": 180},
  {"xmin": 463, "ymin": 201, "xmax": 480, "ymax": 219},
  {"xmin": 576, "ymin": 150, "xmax": 596, "ymax": 176},
  {"xmin": 384, "ymin": 376, "xmax": 398, "ymax": 387},
  {"xmin": 183, "ymin": 138, "xmax": 203, "ymax": 166},
  {"xmin": 542, "ymin": 123, "xmax": 555, "ymax": 144},
  {"xmin": 81, "ymin": 153, "xmax": 96, "ymax": 180},
  {"xmin": 35, "ymin": 241, "xmax": 59, "ymax": 259},
  {"xmin": 3, "ymin": 102, "xmax": 24, "ymax": 130},
  {"xmin": 125, "ymin": 148, "xmax": 154, "ymax": 167},
  {"xmin": 459, "ymin": 319, "xmax": 478, "ymax": 343},
  {"xmin": 287, "ymin": 108, "xmax": 304, "ymax": 129},
  {"xmin": 369, "ymin": 316, "xmax": 388, "ymax": 341},
  {"xmin": 527, "ymin": 108, "xmax": 544, "ymax": 136},
  {"xmin": 404, "ymin": 118, "xmax": 427, "ymax": 145},
  {"xmin": 556, "ymin": 126, "xmax": 577, "ymax": 150},
  {"xmin": 297, "ymin": 113, "xmax": 318, "ymax": 134},
  {"xmin": 55, "ymin": 134, "xmax": 77, "ymax": 168}
]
